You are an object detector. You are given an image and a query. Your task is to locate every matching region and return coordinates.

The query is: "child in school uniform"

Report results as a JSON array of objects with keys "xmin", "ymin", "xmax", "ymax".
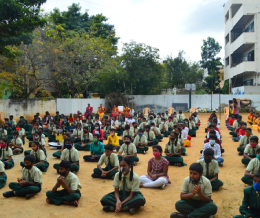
[
  {"xmin": 103, "ymin": 121, "xmax": 111, "ymax": 139},
  {"xmin": 139, "ymin": 145, "xmax": 170, "ymax": 189},
  {"xmin": 25, "ymin": 131, "xmax": 45, "ymax": 156},
  {"xmin": 229, "ymin": 115, "xmax": 242, "ymax": 137},
  {"xmin": 107, "ymin": 129, "xmax": 120, "ymax": 152},
  {"xmin": 0, "ymin": 160, "xmax": 7, "ymax": 189},
  {"xmin": 159, "ymin": 118, "xmax": 169, "ymax": 137},
  {"xmin": 175, "ymin": 127, "xmax": 188, "ymax": 155},
  {"xmin": 21, "ymin": 140, "xmax": 49, "ymax": 172},
  {"xmin": 177, "ymin": 110, "xmax": 185, "ymax": 122},
  {"xmin": 93, "ymin": 123, "xmax": 104, "ymax": 142},
  {"xmin": 154, "ymin": 114, "xmax": 161, "ymax": 127},
  {"xmin": 237, "ymin": 128, "xmax": 252, "ymax": 155},
  {"xmin": 205, "ymin": 117, "xmax": 213, "ymax": 133},
  {"xmin": 144, "ymin": 125, "xmax": 158, "ymax": 146},
  {"xmin": 118, "ymin": 135, "xmax": 139, "ymax": 165},
  {"xmin": 4, "ymin": 123, "xmax": 13, "ymax": 143},
  {"xmin": 171, "ymin": 163, "xmax": 218, "ymax": 218},
  {"xmin": 234, "ymin": 172, "xmax": 260, "ymax": 218},
  {"xmin": 241, "ymin": 148, "xmax": 260, "ymax": 186},
  {"xmin": 133, "ymin": 129, "xmax": 148, "ymax": 154},
  {"xmin": 164, "ymin": 132, "xmax": 186, "ymax": 166},
  {"xmin": 0, "ymin": 138, "xmax": 14, "ymax": 169},
  {"xmin": 139, "ymin": 117, "xmax": 148, "ymax": 130},
  {"xmin": 83, "ymin": 134, "xmax": 104, "ymax": 162},
  {"xmin": 150, "ymin": 123, "xmax": 164, "ymax": 141},
  {"xmin": 242, "ymin": 136, "xmax": 260, "ymax": 166},
  {"xmin": 131, "ymin": 122, "xmax": 139, "ymax": 137},
  {"xmin": 48, "ymin": 120, "xmax": 57, "ymax": 142},
  {"xmin": 92, "ymin": 144, "xmax": 119, "ymax": 179},
  {"xmin": 10, "ymin": 131, "xmax": 23, "ymax": 154},
  {"xmin": 233, "ymin": 122, "xmax": 247, "ymax": 142},
  {"xmin": 73, "ymin": 123, "xmax": 83, "ymax": 143},
  {"xmin": 74, "ymin": 127, "xmax": 93, "ymax": 151},
  {"xmin": 53, "ymin": 138, "xmax": 80, "ymax": 173},
  {"xmin": 121, "ymin": 125, "xmax": 134, "ymax": 145},
  {"xmin": 100, "ymin": 157, "xmax": 146, "ymax": 215},
  {"xmin": 3, "ymin": 155, "xmax": 42, "ymax": 199},
  {"xmin": 52, "ymin": 133, "xmax": 70, "ymax": 158},
  {"xmin": 0, "ymin": 124, "xmax": 7, "ymax": 141},
  {"xmin": 197, "ymin": 148, "xmax": 223, "ymax": 191},
  {"xmin": 46, "ymin": 160, "xmax": 82, "ymax": 207}
]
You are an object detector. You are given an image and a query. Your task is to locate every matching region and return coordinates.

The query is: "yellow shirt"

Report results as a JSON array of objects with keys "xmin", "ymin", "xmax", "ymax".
[
  {"xmin": 107, "ymin": 134, "xmax": 119, "ymax": 146},
  {"xmin": 55, "ymin": 134, "xmax": 64, "ymax": 142}
]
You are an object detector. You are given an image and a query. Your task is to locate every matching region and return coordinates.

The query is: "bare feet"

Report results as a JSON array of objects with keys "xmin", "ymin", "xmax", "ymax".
[{"xmin": 139, "ymin": 183, "xmax": 143, "ymax": 188}]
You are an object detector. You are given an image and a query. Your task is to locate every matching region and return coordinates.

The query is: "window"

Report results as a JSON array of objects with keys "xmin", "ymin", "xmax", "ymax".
[
  {"xmin": 225, "ymin": 34, "xmax": 229, "ymax": 45},
  {"xmin": 225, "ymin": 11, "xmax": 229, "ymax": 23},
  {"xmin": 243, "ymin": 50, "xmax": 254, "ymax": 62},
  {"xmin": 225, "ymin": 57, "xmax": 229, "ymax": 66},
  {"xmin": 244, "ymin": 22, "xmax": 254, "ymax": 33},
  {"xmin": 244, "ymin": 79, "xmax": 253, "ymax": 86}
]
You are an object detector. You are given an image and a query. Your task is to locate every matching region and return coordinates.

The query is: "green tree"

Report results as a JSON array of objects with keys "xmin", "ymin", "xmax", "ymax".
[
  {"xmin": 50, "ymin": 3, "xmax": 119, "ymax": 46},
  {"xmin": 200, "ymin": 37, "xmax": 222, "ymax": 93},
  {"xmin": 0, "ymin": 0, "xmax": 47, "ymax": 57},
  {"xmin": 120, "ymin": 41, "xmax": 164, "ymax": 95},
  {"xmin": 164, "ymin": 51, "xmax": 204, "ymax": 88}
]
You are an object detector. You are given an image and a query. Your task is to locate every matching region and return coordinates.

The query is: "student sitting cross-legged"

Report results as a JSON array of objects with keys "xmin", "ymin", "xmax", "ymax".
[
  {"xmin": 0, "ymin": 160, "xmax": 7, "ymax": 189},
  {"xmin": 3, "ymin": 155, "xmax": 42, "ymax": 199},
  {"xmin": 159, "ymin": 118, "xmax": 169, "ymax": 137},
  {"xmin": 237, "ymin": 128, "xmax": 252, "ymax": 156},
  {"xmin": 164, "ymin": 132, "xmax": 186, "ymax": 166},
  {"xmin": 83, "ymin": 134, "xmax": 104, "ymax": 162},
  {"xmin": 144, "ymin": 125, "xmax": 158, "ymax": 146},
  {"xmin": 197, "ymin": 148, "xmax": 223, "ymax": 191},
  {"xmin": 150, "ymin": 123, "xmax": 164, "ymax": 141},
  {"xmin": 92, "ymin": 144, "xmax": 119, "ymax": 179},
  {"xmin": 24, "ymin": 131, "xmax": 45, "ymax": 156},
  {"xmin": 175, "ymin": 127, "xmax": 188, "ymax": 156},
  {"xmin": 0, "ymin": 138, "xmax": 14, "ymax": 169},
  {"xmin": 201, "ymin": 135, "xmax": 224, "ymax": 167},
  {"xmin": 53, "ymin": 138, "xmax": 80, "ymax": 173},
  {"xmin": 139, "ymin": 145, "xmax": 170, "ymax": 189},
  {"xmin": 234, "ymin": 172, "xmax": 260, "ymax": 218},
  {"xmin": 46, "ymin": 160, "xmax": 82, "ymax": 207},
  {"xmin": 107, "ymin": 128, "xmax": 120, "ymax": 152},
  {"xmin": 233, "ymin": 122, "xmax": 247, "ymax": 142},
  {"xmin": 74, "ymin": 127, "xmax": 93, "ymax": 151},
  {"xmin": 118, "ymin": 135, "xmax": 139, "ymax": 166},
  {"xmin": 229, "ymin": 115, "xmax": 242, "ymax": 137},
  {"xmin": 170, "ymin": 163, "xmax": 218, "ymax": 218},
  {"xmin": 133, "ymin": 129, "xmax": 148, "ymax": 154},
  {"xmin": 100, "ymin": 157, "xmax": 146, "ymax": 215},
  {"xmin": 52, "ymin": 133, "xmax": 70, "ymax": 159},
  {"xmin": 9, "ymin": 131, "xmax": 23, "ymax": 154},
  {"xmin": 20, "ymin": 141, "xmax": 49, "ymax": 172},
  {"xmin": 241, "ymin": 148, "xmax": 260, "ymax": 186},
  {"xmin": 242, "ymin": 136, "xmax": 260, "ymax": 166}
]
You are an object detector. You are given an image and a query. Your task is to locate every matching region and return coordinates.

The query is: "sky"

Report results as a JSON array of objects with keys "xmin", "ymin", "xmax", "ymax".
[{"xmin": 42, "ymin": 0, "xmax": 227, "ymax": 62}]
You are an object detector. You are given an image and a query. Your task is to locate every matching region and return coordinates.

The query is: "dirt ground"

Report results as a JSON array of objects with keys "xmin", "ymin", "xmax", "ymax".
[{"xmin": 0, "ymin": 113, "xmax": 254, "ymax": 218}]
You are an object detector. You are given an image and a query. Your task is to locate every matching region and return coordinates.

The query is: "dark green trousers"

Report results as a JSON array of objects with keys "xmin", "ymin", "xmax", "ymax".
[
  {"xmin": 101, "ymin": 190, "xmax": 145, "ymax": 209},
  {"xmin": 93, "ymin": 167, "xmax": 118, "ymax": 179},
  {"xmin": 181, "ymin": 147, "xmax": 187, "ymax": 156},
  {"xmin": 116, "ymin": 129, "xmax": 123, "ymax": 136},
  {"xmin": 74, "ymin": 143, "xmax": 91, "ymax": 151},
  {"xmin": 175, "ymin": 199, "xmax": 218, "ymax": 218},
  {"xmin": 237, "ymin": 147, "xmax": 245, "ymax": 154},
  {"xmin": 119, "ymin": 139, "xmax": 124, "ymax": 145},
  {"xmin": 163, "ymin": 155, "xmax": 186, "ymax": 166},
  {"xmin": 211, "ymin": 179, "xmax": 224, "ymax": 190},
  {"xmin": 46, "ymin": 189, "xmax": 81, "ymax": 205},
  {"xmin": 242, "ymin": 157, "xmax": 255, "ymax": 166},
  {"xmin": 156, "ymin": 135, "xmax": 164, "ymax": 140},
  {"xmin": 3, "ymin": 159, "xmax": 14, "ymax": 169},
  {"xmin": 21, "ymin": 160, "xmax": 49, "ymax": 172},
  {"xmin": 12, "ymin": 147, "xmax": 23, "ymax": 154},
  {"xmin": 53, "ymin": 163, "xmax": 79, "ymax": 172},
  {"xmin": 0, "ymin": 173, "xmax": 7, "ymax": 189},
  {"xmin": 229, "ymin": 132, "xmax": 237, "ymax": 137},
  {"xmin": 73, "ymin": 137, "xmax": 81, "ymax": 143},
  {"xmin": 53, "ymin": 151, "xmax": 61, "ymax": 158},
  {"xmin": 241, "ymin": 176, "xmax": 253, "ymax": 186},
  {"xmin": 9, "ymin": 182, "xmax": 41, "ymax": 196},
  {"xmin": 137, "ymin": 146, "xmax": 149, "ymax": 153},
  {"xmin": 118, "ymin": 155, "xmax": 139, "ymax": 163},
  {"xmin": 147, "ymin": 139, "xmax": 159, "ymax": 146}
]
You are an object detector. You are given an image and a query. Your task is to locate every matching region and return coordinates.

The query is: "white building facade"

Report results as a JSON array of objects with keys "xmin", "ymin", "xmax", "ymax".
[{"xmin": 224, "ymin": 0, "xmax": 260, "ymax": 94}]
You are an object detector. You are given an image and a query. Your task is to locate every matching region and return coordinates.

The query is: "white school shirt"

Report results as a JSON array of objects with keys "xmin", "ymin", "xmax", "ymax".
[
  {"xmin": 94, "ymin": 121, "xmax": 102, "ymax": 125},
  {"xmin": 111, "ymin": 120, "xmax": 118, "ymax": 128},
  {"xmin": 181, "ymin": 130, "xmax": 188, "ymax": 140},
  {"xmin": 206, "ymin": 130, "xmax": 220, "ymax": 140},
  {"xmin": 202, "ymin": 142, "xmax": 221, "ymax": 159},
  {"xmin": 126, "ymin": 118, "xmax": 136, "ymax": 125},
  {"xmin": 184, "ymin": 127, "xmax": 189, "ymax": 136}
]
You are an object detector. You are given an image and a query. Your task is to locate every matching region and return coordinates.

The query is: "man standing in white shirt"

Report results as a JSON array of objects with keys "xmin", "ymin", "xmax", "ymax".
[{"xmin": 201, "ymin": 135, "xmax": 224, "ymax": 166}]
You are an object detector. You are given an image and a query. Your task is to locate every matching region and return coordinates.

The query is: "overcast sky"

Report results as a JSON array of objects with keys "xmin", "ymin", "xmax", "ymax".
[{"xmin": 42, "ymin": 0, "xmax": 226, "ymax": 62}]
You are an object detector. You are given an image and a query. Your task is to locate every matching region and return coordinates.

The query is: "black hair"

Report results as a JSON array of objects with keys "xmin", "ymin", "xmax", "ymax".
[
  {"xmin": 138, "ymin": 128, "xmax": 144, "ymax": 133},
  {"xmin": 132, "ymin": 122, "xmax": 137, "ymax": 125},
  {"xmin": 237, "ymin": 115, "xmax": 242, "ymax": 119},
  {"xmin": 209, "ymin": 135, "xmax": 217, "ymax": 140},
  {"xmin": 125, "ymin": 124, "xmax": 130, "ymax": 130},
  {"xmin": 119, "ymin": 157, "xmax": 133, "ymax": 182},
  {"xmin": 59, "ymin": 160, "xmax": 71, "ymax": 169},
  {"xmin": 250, "ymin": 136, "xmax": 259, "ymax": 143},
  {"xmin": 24, "ymin": 155, "xmax": 36, "ymax": 164},
  {"xmin": 189, "ymin": 163, "xmax": 203, "ymax": 174},
  {"xmin": 13, "ymin": 131, "xmax": 19, "ymax": 135},
  {"xmin": 93, "ymin": 133, "xmax": 100, "ymax": 139},
  {"xmin": 32, "ymin": 140, "xmax": 46, "ymax": 156},
  {"xmin": 161, "ymin": 118, "xmax": 166, "ymax": 121},
  {"xmin": 64, "ymin": 133, "xmax": 70, "ymax": 137},
  {"xmin": 124, "ymin": 135, "xmax": 131, "ymax": 140},
  {"xmin": 204, "ymin": 148, "xmax": 214, "ymax": 157},
  {"xmin": 168, "ymin": 131, "xmax": 178, "ymax": 146},
  {"xmin": 246, "ymin": 128, "xmax": 252, "ymax": 132},
  {"xmin": 145, "ymin": 125, "xmax": 151, "ymax": 129},
  {"xmin": 253, "ymin": 172, "xmax": 260, "ymax": 178},
  {"xmin": 209, "ymin": 124, "xmax": 215, "ymax": 129},
  {"xmin": 110, "ymin": 128, "xmax": 115, "ymax": 132},
  {"xmin": 209, "ymin": 130, "xmax": 216, "ymax": 135},
  {"xmin": 241, "ymin": 122, "xmax": 247, "ymax": 126},
  {"xmin": 150, "ymin": 123, "xmax": 155, "ymax": 126},
  {"xmin": 65, "ymin": 138, "xmax": 74, "ymax": 144},
  {"xmin": 256, "ymin": 148, "xmax": 260, "ymax": 153},
  {"xmin": 153, "ymin": 145, "xmax": 162, "ymax": 154},
  {"xmin": 175, "ymin": 127, "xmax": 182, "ymax": 139},
  {"xmin": 212, "ymin": 119, "xmax": 217, "ymax": 124},
  {"xmin": 104, "ymin": 144, "xmax": 113, "ymax": 151}
]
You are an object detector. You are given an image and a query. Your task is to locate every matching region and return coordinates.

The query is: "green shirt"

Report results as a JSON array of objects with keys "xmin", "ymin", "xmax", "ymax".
[
  {"xmin": 197, "ymin": 159, "xmax": 220, "ymax": 178},
  {"xmin": 119, "ymin": 143, "xmax": 137, "ymax": 155},
  {"xmin": 165, "ymin": 140, "xmax": 181, "ymax": 153},
  {"xmin": 55, "ymin": 171, "xmax": 82, "ymax": 190},
  {"xmin": 98, "ymin": 153, "xmax": 119, "ymax": 167},
  {"xmin": 244, "ymin": 144, "xmax": 260, "ymax": 156},
  {"xmin": 21, "ymin": 166, "xmax": 42, "ymax": 184},
  {"xmin": 246, "ymin": 158, "xmax": 260, "ymax": 174},
  {"xmin": 113, "ymin": 171, "xmax": 139, "ymax": 192}
]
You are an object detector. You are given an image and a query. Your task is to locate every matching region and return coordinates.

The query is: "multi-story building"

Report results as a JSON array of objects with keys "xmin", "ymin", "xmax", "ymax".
[{"xmin": 224, "ymin": 0, "xmax": 260, "ymax": 94}]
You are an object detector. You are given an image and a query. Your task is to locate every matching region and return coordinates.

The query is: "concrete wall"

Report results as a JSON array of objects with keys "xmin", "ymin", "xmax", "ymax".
[
  {"xmin": 56, "ymin": 98, "xmax": 106, "ymax": 115},
  {"xmin": 0, "ymin": 99, "xmax": 57, "ymax": 122}
]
